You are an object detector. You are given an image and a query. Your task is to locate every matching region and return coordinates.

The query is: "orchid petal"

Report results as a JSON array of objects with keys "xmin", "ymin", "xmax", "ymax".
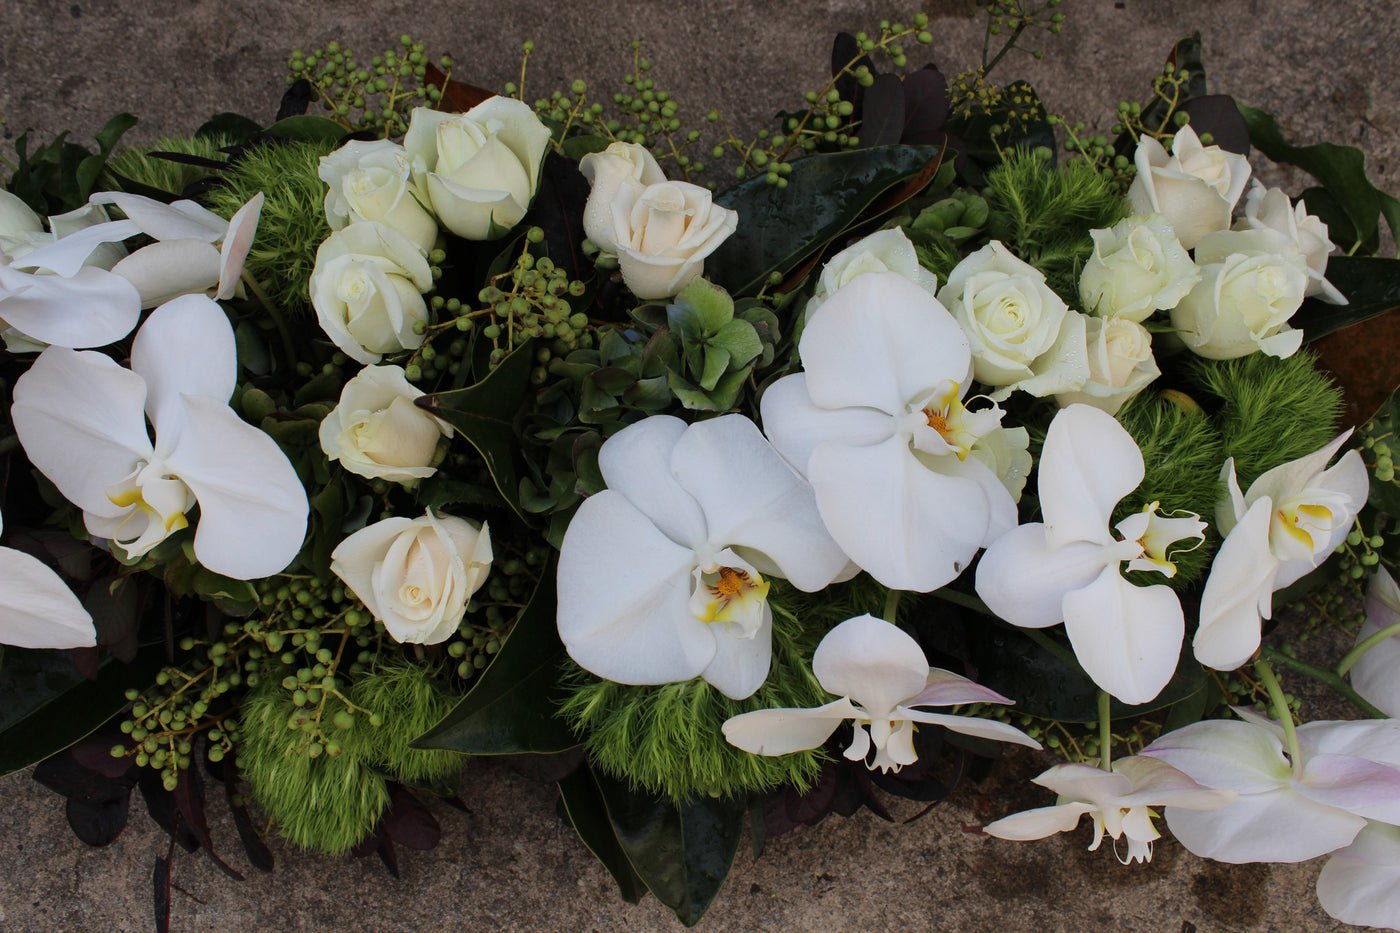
[
  {"xmin": 698, "ymin": 601, "xmax": 773, "ymax": 700},
  {"xmin": 759, "ymin": 372, "xmax": 894, "ymax": 474},
  {"xmin": 595, "ymin": 415, "xmax": 707, "ymax": 548},
  {"xmin": 983, "ymin": 802, "xmax": 1096, "ymax": 841},
  {"xmin": 1195, "ymin": 498, "xmax": 1279, "ymax": 670},
  {"xmin": 216, "ymin": 193, "xmax": 264, "ymax": 299},
  {"xmin": 557, "ymin": 489, "xmax": 716, "ymax": 685},
  {"xmin": 808, "ymin": 434, "xmax": 988, "ymax": 591},
  {"xmin": 1295, "ymin": 754, "xmax": 1400, "ymax": 824},
  {"xmin": 130, "ymin": 295, "xmax": 238, "ymax": 441},
  {"xmin": 111, "ymin": 239, "xmax": 223, "ymax": 308},
  {"xmin": 812, "ymin": 615, "xmax": 929, "ymax": 719},
  {"xmin": 721, "ymin": 697, "xmax": 862, "ymax": 756},
  {"xmin": 1246, "ymin": 430, "xmax": 1353, "ymax": 508},
  {"xmin": 11, "ymin": 219, "xmax": 140, "ymax": 276},
  {"xmin": 798, "ymin": 271, "xmax": 969, "ymax": 415},
  {"xmin": 1299, "ymin": 718, "xmax": 1400, "ymax": 769},
  {"xmin": 1143, "ymin": 719, "xmax": 1294, "ymax": 792},
  {"xmin": 1315, "ymin": 821, "xmax": 1400, "ymax": 930},
  {"xmin": 166, "ymin": 396, "xmax": 309, "ymax": 579},
  {"xmin": 904, "ymin": 667, "xmax": 1015, "ymax": 708},
  {"xmin": 900, "ymin": 708, "xmax": 1042, "ymax": 748},
  {"xmin": 1112, "ymin": 756, "xmax": 1237, "ymax": 811},
  {"xmin": 1038, "ymin": 404, "xmax": 1143, "ymax": 549},
  {"xmin": 0, "ymin": 546, "xmax": 95, "ymax": 648},
  {"xmin": 975, "ymin": 524, "xmax": 1111, "ymax": 628},
  {"xmin": 672, "ymin": 414, "xmax": 847, "ymax": 592},
  {"xmin": 0, "ymin": 264, "xmax": 140, "ymax": 348},
  {"xmin": 1353, "ymin": 569, "xmax": 1400, "ymax": 717},
  {"xmin": 89, "ymin": 192, "xmax": 227, "ymax": 242},
  {"xmin": 10, "ymin": 347, "xmax": 153, "ymax": 520},
  {"xmin": 1164, "ymin": 787, "xmax": 1365, "ymax": 862},
  {"xmin": 1272, "ymin": 448, "xmax": 1370, "ymax": 590},
  {"xmin": 1062, "ymin": 565, "xmax": 1184, "ymax": 705}
]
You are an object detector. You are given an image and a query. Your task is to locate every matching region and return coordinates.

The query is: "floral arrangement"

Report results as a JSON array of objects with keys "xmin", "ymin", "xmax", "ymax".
[{"xmin": 4, "ymin": 3, "xmax": 1400, "ymax": 929}]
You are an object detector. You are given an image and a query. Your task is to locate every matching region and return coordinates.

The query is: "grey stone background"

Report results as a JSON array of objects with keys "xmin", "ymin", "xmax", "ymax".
[{"xmin": 1, "ymin": 0, "xmax": 1396, "ymax": 930}]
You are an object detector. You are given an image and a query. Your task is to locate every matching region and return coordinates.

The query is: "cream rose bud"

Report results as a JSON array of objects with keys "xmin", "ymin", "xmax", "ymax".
[
  {"xmin": 1079, "ymin": 214, "xmax": 1199, "ymax": 322},
  {"xmin": 1236, "ymin": 182, "xmax": 1345, "ymax": 304},
  {"xmin": 403, "ymin": 98, "xmax": 552, "ymax": 240},
  {"xmin": 332, "ymin": 510, "xmax": 492, "ymax": 646},
  {"xmin": 1055, "ymin": 316, "xmax": 1160, "ymax": 415},
  {"xmin": 598, "ymin": 180, "xmax": 738, "ymax": 300},
  {"xmin": 319, "ymin": 364, "xmax": 452, "ymax": 482},
  {"xmin": 1171, "ymin": 228, "xmax": 1308, "ymax": 360},
  {"xmin": 319, "ymin": 140, "xmax": 438, "ymax": 253},
  {"xmin": 804, "ymin": 227, "xmax": 940, "ymax": 322},
  {"xmin": 578, "ymin": 141, "xmax": 666, "ymax": 251},
  {"xmin": 1128, "ymin": 125, "xmax": 1251, "ymax": 250},
  {"xmin": 311, "ymin": 221, "xmax": 433, "ymax": 365},
  {"xmin": 938, "ymin": 240, "xmax": 1089, "ymax": 399}
]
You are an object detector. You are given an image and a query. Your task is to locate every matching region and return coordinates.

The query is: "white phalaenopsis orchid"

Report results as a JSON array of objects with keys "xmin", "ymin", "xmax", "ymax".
[
  {"xmin": 760, "ymin": 271, "xmax": 1017, "ymax": 592},
  {"xmin": 1353, "ymin": 568, "xmax": 1400, "ymax": 718},
  {"xmin": 1144, "ymin": 708, "xmax": 1400, "ymax": 863},
  {"xmin": 0, "ymin": 507, "xmax": 96, "ymax": 649},
  {"xmin": 722, "ymin": 614, "xmax": 1039, "ymax": 772},
  {"xmin": 982, "ymin": 755, "xmax": 1234, "ymax": 863},
  {"xmin": 975, "ymin": 404, "xmax": 1206, "ymax": 705},
  {"xmin": 556, "ymin": 414, "xmax": 849, "ymax": 700},
  {"xmin": 1194, "ymin": 431, "xmax": 1368, "ymax": 671},
  {"xmin": 19, "ymin": 191, "xmax": 264, "ymax": 309},
  {"xmin": 1315, "ymin": 820, "xmax": 1400, "ymax": 930},
  {"xmin": 11, "ymin": 294, "xmax": 308, "ymax": 580}
]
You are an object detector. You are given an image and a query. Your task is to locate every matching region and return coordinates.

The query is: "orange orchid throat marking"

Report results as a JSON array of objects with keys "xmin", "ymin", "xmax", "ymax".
[{"xmin": 707, "ymin": 566, "xmax": 754, "ymax": 609}]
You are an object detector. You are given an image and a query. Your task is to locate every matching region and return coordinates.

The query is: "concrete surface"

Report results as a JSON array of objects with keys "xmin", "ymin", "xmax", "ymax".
[{"xmin": 2, "ymin": 0, "xmax": 1397, "ymax": 930}]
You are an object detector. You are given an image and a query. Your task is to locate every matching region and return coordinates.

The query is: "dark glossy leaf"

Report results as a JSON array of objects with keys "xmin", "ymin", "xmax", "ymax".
[
  {"xmin": 423, "ymin": 63, "xmax": 495, "ymax": 114},
  {"xmin": 591, "ymin": 768, "xmax": 745, "ymax": 927},
  {"xmin": 172, "ymin": 761, "xmax": 244, "ymax": 881},
  {"xmin": 196, "ymin": 113, "xmax": 263, "ymax": 145},
  {"xmin": 858, "ymin": 74, "xmax": 905, "ymax": 148},
  {"xmin": 382, "ymin": 786, "xmax": 441, "ymax": 850},
  {"xmin": 1240, "ymin": 103, "xmax": 1400, "ymax": 254},
  {"xmin": 261, "ymin": 115, "xmax": 348, "ymax": 146},
  {"xmin": 139, "ymin": 771, "xmax": 200, "ymax": 854},
  {"xmin": 32, "ymin": 743, "xmax": 137, "ymax": 805},
  {"xmin": 412, "ymin": 562, "xmax": 577, "ymax": 754},
  {"xmin": 84, "ymin": 576, "xmax": 142, "ymax": 661},
  {"xmin": 217, "ymin": 754, "xmax": 274, "ymax": 872},
  {"xmin": 526, "ymin": 152, "xmax": 593, "ymax": 283},
  {"xmin": 75, "ymin": 113, "xmax": 138, "ymax": 200},
  {"xmin": 0, "ymin": 640, "xmax": 167, "ymax": 777},
  {"xmin": 66, "ymin": 794, "xmax": 130, "ymax": 847},
  {"xmin": 276, "ymin": 79, "xmax": 313, "ymax": 120},
  {"xmin": 153, "ymin": 844, "xmax": 173, "ymax": 933},
  {"xmin": 1295, "ymin": 257, "xmax": 1400, "ymax": 341},
  {"xmin": 831, "ymin": 32, "xmax": 874, "ymax": 114},
  {"xmin": 1182, "ymin": 95, "xmax": 1249, "ymax": 155},
  {"xmin": 417, "ymin": 340, "xmax": 534, "ymax": 521},
  {"xmin": 900, "ymin": 67, "xmax": 950, "ymax": 145},
  {"xmin": 708, "ymin": 145, "xmax": 944, "ymax": 296},
  {"xmin": 557, "ymin": 764, "xmax": 646, "ymax": 904}
]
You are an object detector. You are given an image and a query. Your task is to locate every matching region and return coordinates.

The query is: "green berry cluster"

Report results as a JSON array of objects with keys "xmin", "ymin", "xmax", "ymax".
[
  {"xmin": 446, "ymin": 545, "xmax": 545, "ymax": 679},
  {"xmin": 959, "ymin": 703, "xmax": 1162, "ymax": 763},
  {"xmin": 981, "ymin": 0, "xmax": 1065, "ymax": 67},
  {"xmin": 285, "ymin": 36, "xmax": 453, "ymax": 137},
  {"xmin": 1111, "ymin": 62, "xmax": 1203, "ymax": 148}
]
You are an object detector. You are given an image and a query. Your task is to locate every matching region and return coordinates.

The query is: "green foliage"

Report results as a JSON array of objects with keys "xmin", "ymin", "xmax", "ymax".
[
  {"xmin": 105, "ymin": 133, "xmax": 238, "ymax": 196},
  {"xmin": 982, "ymin": 147, "xmax": 1130, "ymax": 300},
  {"xmin": 1115, "ymin": 392, "xmax": 1225, "ymax": 587},
  {"xmin": 238, "ymin": 680, "xmax": 390, "ymax": 855},
  {"xmin": 4, "ymin": 113, "xmax": 138, "ymax": 214},
  {"xmin": 559, "ymin": 604, "xmax": 821, "ymax": 802},
  {"xmin": 343, "ymin": 659, "xmax": 465, "ymax": 785},
  {"xmin": 1192, "ymin": 351, "xmax": 1344, "ymax": 491},
  {"xmin": 202, "ymin": 139, "xmax": 336, "ymax": 317}
]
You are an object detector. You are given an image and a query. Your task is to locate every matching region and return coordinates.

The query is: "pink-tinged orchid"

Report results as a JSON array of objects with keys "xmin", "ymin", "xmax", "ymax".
[
  {"xmin": 982, "ymin": 755, "xmax": 1234, "ymax": 863},
  {"xmin": 1315, "ymin": 820, "xmax": 1400, "ymax": 930},
  {"xmin": 556, "ymin": 414, "xmax": 849, "ymax": 700},
  {"xmin": 1194, "ymin": 431, "xmax": 1368, "ymax": 671},
  {"xmin": 1353, "ymin": 568, "xmax": 1400, "ymax": 719},
  {"xmin": 760, "ymin": 271, "xmax": 1017, "ymax": 592},
  {"xmin": 722, "ymin": 614, "xmax": 1039, "ymax": 772},
  {"xmin": 1144, "ymin": 709, "xmax": 1400, "ymax": 863},
  {"xmin": 10, "ymin": 294, "xmax": 308, "ymax": 580},
  {"xmin": 975, "ymin": 404, "xmax": 1206, "ymax": 705},
  {"xmin": 18, "ymin": 191, "xmax": 264, "ymax": 310},
  {"xmin": 0, "ymin": 507, "xmax": 96, "ymax": 649}
]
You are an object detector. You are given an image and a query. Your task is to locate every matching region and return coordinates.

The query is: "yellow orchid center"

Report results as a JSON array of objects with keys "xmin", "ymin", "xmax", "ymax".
[
  {"xmin": 104, "ymin": 461, "xmax": 194, "ymax": 558},
  {"xmin": 690, "ymin": 563, "xmax": 770, "ymax": 639},
  {"xmin": 919, "ymin": 381, "xmax": 977, "ymax": 460}
]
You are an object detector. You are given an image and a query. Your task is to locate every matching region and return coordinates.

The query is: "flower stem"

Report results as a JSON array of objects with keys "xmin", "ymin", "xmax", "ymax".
[
  {"xmin": 883, "ymin": 589, "xmax": 902, "ymax": 625},
  {"xmin": 1260, "ymin": 645, "xmax": 1386, "ymax": 719},
  {"xmin": 240, "ymin": 270, "xmax": 298, "ymax": 371},
  {"xmin": 930, "ymin": 586, "xmax": 995, "ymax": 616},
  {"xmin": 1335, "ymin": 620, "xmax": 1400, "ymax": 676},
  {"xmin": 1020, "ymin": 627, "xmax": 1081, "ymax": 671},
  {"xmin": 1098, "ymin": 689, "xmax": 1112, "ymax": 771},
  {"xmin": 1253, "ymin": 657, "xmax": 1303, "ymax": 774}
]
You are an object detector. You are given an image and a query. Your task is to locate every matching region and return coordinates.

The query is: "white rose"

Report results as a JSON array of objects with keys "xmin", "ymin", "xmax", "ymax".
[
  {"xmin": 320, "ymin": 139, "xmax": 438, "ymax": 253},
  {"xmin": 1079, "ymin": 214, "xmax": 1199, "ymax": 322},
  {"xmin": 1128, "ymin": 125, "xmax": 1251, "ymax": 250},
  {"xmin": 1055, "ymin": 316, "xmax": 1160, "ymax": 415},
  {"xmin": 311, "ymin": 221, "xmax": 433, "ymax": 365},
  {"xmin": 1171, "ymin": 228, "xmax": 1309, "ymax": 360},
  {"xmin": 804, "ymin": 227, "xmax": 940, "ymax": 322},
  {"xmin": 586, "ymin": 178, "xmax": 737, "ymax": 300},
  {"xmin": 319, "ymin": 364, "xmax": 452, "ymax": 482},
  {"xmin": 578, "ymin": 141, "xmax": 666, "ymax": 250},
  {"xmin": 1236, "ymin": 182, "xmax": 1345, "ymax": 304},
  {"xmin": 403, "ymin": 98, "xmax": 552, "ymax": 240},
  {"xmin": 938, "ymin": 240, "xmax": 1090, "ymax": 399},
  {"xmin": 331, "ymin": 510, "xmax": 492, "ymax": 646}
]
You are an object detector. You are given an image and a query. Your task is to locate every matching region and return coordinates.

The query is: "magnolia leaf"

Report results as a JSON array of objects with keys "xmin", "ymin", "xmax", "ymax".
[
  {"xmin": 417, "ymin": 340, "xmax": 534, "ymax": 521},
  {"xmin": 557, "ymin": 763, "xmax": 648, "ymax": 905},
  {"xmin": 708, "ymin": 145, "xmax": 944, "ymax": 296},
  {"xmin": 261, "ymin": 115, "xmax": 349, "ymax": 146},
  {"xmin": 196, "ymin": 113, "xmax": 264, "ymax": 145},
  {"xmin": 0, "ymin": 641, "xmax": 168, "ymax": 777},
  {"xmin": 412, "ymin": 563, "xmax": 577, "ymax": 754}
]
